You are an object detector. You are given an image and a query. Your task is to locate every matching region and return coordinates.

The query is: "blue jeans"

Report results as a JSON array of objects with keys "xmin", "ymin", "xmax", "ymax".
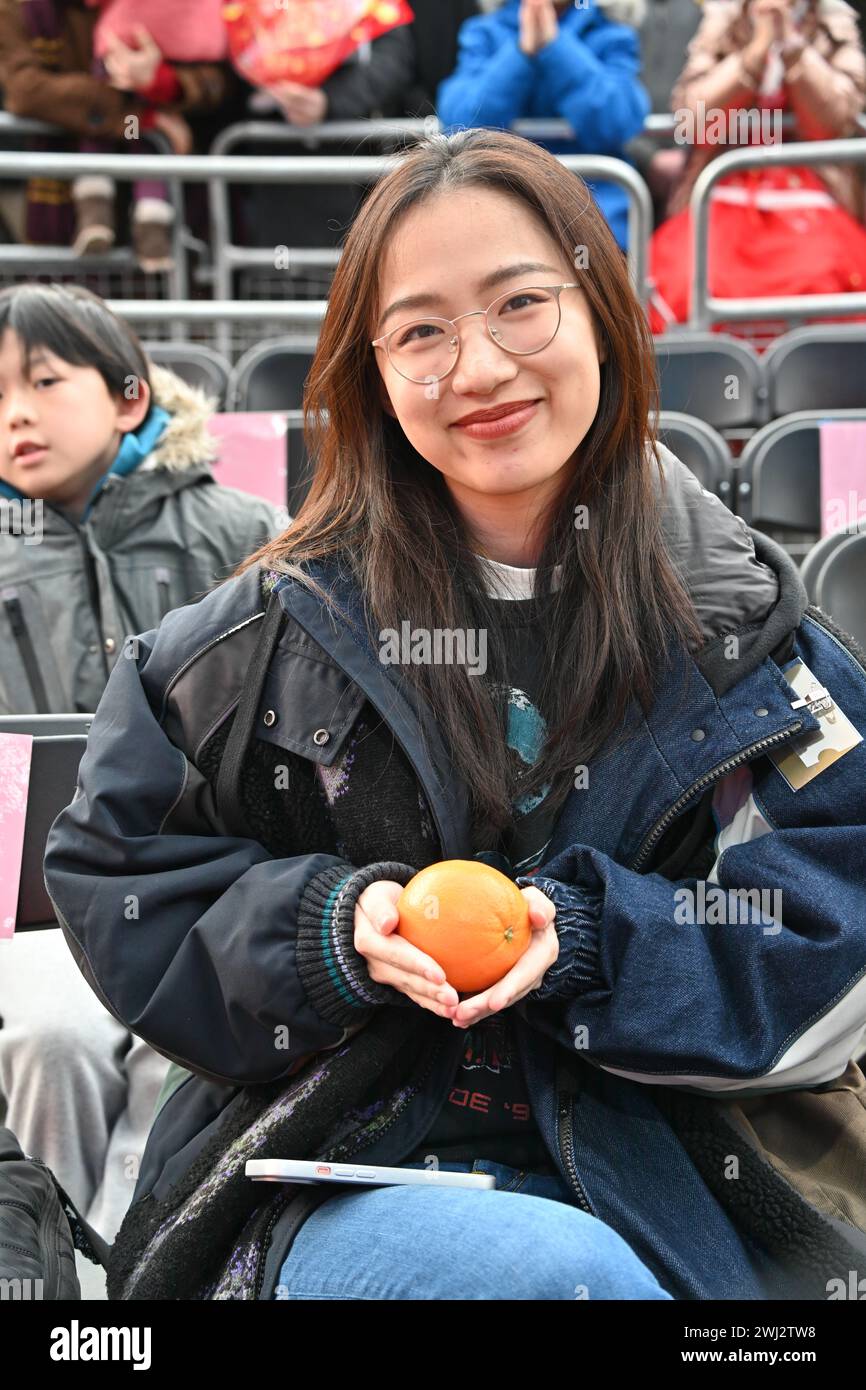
[{"xmin": 273, "ymin": 1159, "xmax": 675, "ymax": 1300}]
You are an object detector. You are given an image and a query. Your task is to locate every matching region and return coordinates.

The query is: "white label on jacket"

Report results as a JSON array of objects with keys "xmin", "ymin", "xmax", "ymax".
[{"xmin": 768, "ymin": 658, "xmax": 862, "ymax": 791}]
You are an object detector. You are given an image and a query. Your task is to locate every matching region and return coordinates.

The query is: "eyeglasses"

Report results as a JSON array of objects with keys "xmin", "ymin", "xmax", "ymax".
[{"xmin": 370, "ymin": 283, "xmax": 580, "ymax": 384}]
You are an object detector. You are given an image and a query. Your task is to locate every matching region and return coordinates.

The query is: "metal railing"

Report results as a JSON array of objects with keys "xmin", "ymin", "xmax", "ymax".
[
  {"xmin": 205, "ymin": 132, "xmax": 651, "ymax": 349},
  {"xmin": 3, "ymin": 114, "xmax": 865, "ymax": 355},
  {"xmin": 689, "ymin": 136, "xmax": 866, "ymax": 331},
  {"xmin": 0, "ymin": 122, "xmax": 189, "ymax": 304}
]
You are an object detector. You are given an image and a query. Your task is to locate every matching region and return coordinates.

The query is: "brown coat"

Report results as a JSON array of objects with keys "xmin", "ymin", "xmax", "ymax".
[
  {"xmin": 668, "ymin": 0, "xmax": 866, "ymax": 222},
  {"xmin": 0, "ymin": 0, "xmax": 229, "ymax": 139}
]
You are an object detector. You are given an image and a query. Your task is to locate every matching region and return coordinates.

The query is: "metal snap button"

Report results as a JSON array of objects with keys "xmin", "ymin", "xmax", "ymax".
[
  {"xmin": 690, "ymin": 728, "xmax": 706, "ymax": 741},
  {"xmin": 754, "ymin": 706, "xmax": 769, "ymax": 717},
  {"xmin": 103, "ymin": 637, "xmax": 116, "ymax": 654},
  {"xmin": 88, "ymin": 643, "xmax": 99, "ymax": 654},
  {"xmin": 263, "ymin": 709, "xmax": 277, "ymax": 727},
  {"xmin": 313, "ymin": 728, "xmax": 330, "ymax": 746}
]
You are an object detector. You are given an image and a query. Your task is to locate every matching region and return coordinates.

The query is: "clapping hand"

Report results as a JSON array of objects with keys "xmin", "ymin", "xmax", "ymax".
[
  {"xmin": 519, "ymin": 0, "xmax": 560, "ymax": 57},
  {"xmin": 102, "ymin": 25, "xmax": 163, "ymax": 93}
]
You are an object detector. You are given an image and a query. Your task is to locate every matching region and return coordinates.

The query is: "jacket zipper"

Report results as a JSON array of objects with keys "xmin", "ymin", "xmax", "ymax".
[
  {"xmin": 556, "ymin": 1097, "xmax": 594, "ymax": 1213},
  {"xmin": 1, "ymin": 587, "xmax": 51, "ymax": 712},
  {"xmin": 629, "ymin": 721, "xmax": 804, "ymax": 873},
  {"xmin": 555, "ymin": 1060, "xmax": 594, "ymax": 1214}
]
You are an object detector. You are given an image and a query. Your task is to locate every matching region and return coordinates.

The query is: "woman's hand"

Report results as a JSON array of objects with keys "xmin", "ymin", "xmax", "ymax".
[
  {"xmin": 153, "ymin": 110, "xmax": 193, "ymax": 155},
  {"xmin": 102, "ymin": 26, "xmax": 163, "ymax": 92},
  {"xmin": 448, "ymin": 885, "xmax": 558, "ymax": 1027},
  {"xmin": 749, "ymin": 0, "xmax": 790, "ymax": 52},
  {"xmin": 519, "ymin": 0, "xmax": 560, "ymax": 57},
  {"xmin": 355, "ymin": 880, "xmax": 558, "ymax": 1025},
  {"xmin": 268, "ymin": 81, "xmax": 328, "ymax": 126},
  {"xmin": 355, "ymin": 879, "xmax": 461, "ymax": 1018}
]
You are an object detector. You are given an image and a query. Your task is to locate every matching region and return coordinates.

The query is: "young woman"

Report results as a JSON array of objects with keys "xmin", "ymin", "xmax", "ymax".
[{"xmin": 43, "ymin": 128, "xmax": 866, "ymax": 1302}]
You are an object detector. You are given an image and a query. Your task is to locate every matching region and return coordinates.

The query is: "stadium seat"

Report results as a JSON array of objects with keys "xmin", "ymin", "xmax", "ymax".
[
  {"xmin": 653, "ymin": 332, "xmax": 767, "ymax": 429},
  {"xmin": 763, "ymin": 325, "xmax": 866, "ymax": 417},
  {"xmin": 655, "ymin": 410, "xmax": 733, "ymax": 504},
  {"xmin": 228, "ymin": 336, "xmax": 318, "ymax": 412},
  {"xmin": 809, "ymin": 530, "xmax": 866, "ymax": 649},
  {"xmin": 736, "ymin": 410, "xmax": 866, "ymax": 531},
  {"xmin": 142, "ymin": 343, "xmax": 232, "ymax": 408},
  {"xmin": 799, "ymin": 527, "xmax": 862, "ymax": 600}
]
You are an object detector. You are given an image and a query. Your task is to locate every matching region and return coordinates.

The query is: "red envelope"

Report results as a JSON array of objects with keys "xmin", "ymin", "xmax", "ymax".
[{"xmin": 223, "ymin": 0, "xmax": 415, "ymax": 89}]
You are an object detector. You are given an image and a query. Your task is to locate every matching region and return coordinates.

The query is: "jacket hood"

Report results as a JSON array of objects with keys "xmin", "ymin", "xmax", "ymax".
[
  {"xmin": 0, "ymin": 363, "xmax": 218, "ymax": 512},
  {"xmin": 652, "ymin": 441, "xmax": 808, "ymax": 695},
  {"xmin": 139, "ymin": 363, "xmax": 220, "ymax": 473}
]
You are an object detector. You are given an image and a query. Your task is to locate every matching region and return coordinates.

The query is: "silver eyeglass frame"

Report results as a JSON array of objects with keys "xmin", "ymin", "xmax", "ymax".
[{"xmin": 370, "ymin": 282, "xmax": 581, "ymax": 384}]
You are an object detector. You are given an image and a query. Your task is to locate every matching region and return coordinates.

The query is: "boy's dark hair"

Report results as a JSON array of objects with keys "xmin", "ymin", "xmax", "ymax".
[{"xmin": 0, "ymin": 282, "xmax": 151, "ymax": 400}]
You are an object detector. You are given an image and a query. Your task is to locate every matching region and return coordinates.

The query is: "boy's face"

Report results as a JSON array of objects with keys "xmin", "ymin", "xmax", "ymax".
[{"xmin": 0, "ymin": 328, "xmax": 150, "ymax": 517}]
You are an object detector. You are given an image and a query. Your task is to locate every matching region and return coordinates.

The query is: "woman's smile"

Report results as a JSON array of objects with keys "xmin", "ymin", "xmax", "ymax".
[{"xmin": 451, "ymin": 399, "xmax": 542, "ymax": 440}]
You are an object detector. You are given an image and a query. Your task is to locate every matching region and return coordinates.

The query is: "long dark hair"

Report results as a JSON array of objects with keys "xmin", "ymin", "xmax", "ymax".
[{"xmin": 234, "ymin": 128, "xmax": 704, "ymax": 849}]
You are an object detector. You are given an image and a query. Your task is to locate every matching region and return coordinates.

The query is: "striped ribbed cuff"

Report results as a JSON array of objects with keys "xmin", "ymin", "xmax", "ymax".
[
  {"xmin": 514, "ymin": 874, "xmax": 602, "ymax": 1003},
  {"xmin": 296, "ymin": 861, "xmax": 420, "ymax": 1028}
]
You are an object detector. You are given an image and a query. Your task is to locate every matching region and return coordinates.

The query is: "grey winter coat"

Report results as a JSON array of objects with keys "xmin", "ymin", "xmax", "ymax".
[{"xmin": 0, "ymin": 365, "xmax": 285, "ymax": 716}]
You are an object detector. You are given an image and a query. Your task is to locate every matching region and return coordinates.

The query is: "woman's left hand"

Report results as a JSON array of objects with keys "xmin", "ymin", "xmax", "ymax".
[
  {"xmin": 449, "ymin": 885, "xmax": 558, "ymax": 1027},
  {"xmin": 102, "ymin": 26, "xmax": 163, "ymax": 92}
]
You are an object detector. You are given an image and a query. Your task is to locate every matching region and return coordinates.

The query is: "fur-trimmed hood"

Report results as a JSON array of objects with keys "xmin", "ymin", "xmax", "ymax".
[{"xmin": 138, "ymin": 362, "xmax": 220, "ymax": 473}]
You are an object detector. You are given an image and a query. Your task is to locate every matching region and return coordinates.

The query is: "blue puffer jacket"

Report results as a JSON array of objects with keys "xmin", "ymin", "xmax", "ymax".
[
  {"xmin": 42, "ymin": 448, "xmax": 866, "ymax": 1301},
  {"xmin": 437, "ymin": 0, "xmax": 651, "ymax": 251}
]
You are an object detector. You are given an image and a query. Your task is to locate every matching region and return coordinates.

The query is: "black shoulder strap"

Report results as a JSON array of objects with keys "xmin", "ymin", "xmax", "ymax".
[{"xmin": 215, "ymin": 591, "xmax": 287, "ymax": 837}]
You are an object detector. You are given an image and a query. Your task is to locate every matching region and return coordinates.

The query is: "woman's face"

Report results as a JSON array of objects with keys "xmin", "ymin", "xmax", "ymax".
[
  {"xmin": 0, "ymin": 329, "xmax": 149, "ymax": 514},
  {"xmin": 373, "ymin": 186, "xmax": 605, "ymax": 557}
]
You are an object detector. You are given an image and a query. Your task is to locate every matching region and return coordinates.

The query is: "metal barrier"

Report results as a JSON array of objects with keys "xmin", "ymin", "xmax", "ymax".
[
  {"xmin": 108, "ymin": 299, "xmax": 326, "ymax": 324},
  {"xmin": 206, "ymin": 128, "xmax": 651, "ymax": 352},
  {"xmin": 689, "ymin": 136, "xmax": 866, "ymax": 331},
  {"xmin": 0, "ymin": 119, "xmax": 188, "ymax": 303}
]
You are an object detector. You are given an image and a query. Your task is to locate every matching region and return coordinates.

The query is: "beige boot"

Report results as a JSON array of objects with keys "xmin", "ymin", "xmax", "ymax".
[
  {"xmin": 131, "ymin": 197, "xmax": 175, "ymax": 274},
  {"xmin": 71, "ymin": 176, "xmax": 116, "ymax": 256}
]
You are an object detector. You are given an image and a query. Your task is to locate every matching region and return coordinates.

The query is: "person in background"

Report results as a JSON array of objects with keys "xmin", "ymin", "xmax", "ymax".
[
  {"xmin": 649, "ymin": 0, "xmax": 866, "ymax": 337},
  {"xmin": 75, "ymin": 0, "xmax": 229, "ymax": 271},
  {"xmin": 622, "ymin": 0, "xmax": 703, "ymax": 225},
  {"xmin": 238, "ymin": 22, "xmax": 417, "ymax": 253},
  {"xmin": 0, "ymin": 282, "xmax": 283, "ymax": 1297},
  {"xmin": 0, "ymin": 0, "xmax": 231, "ymax": 260},
  {"xmin": 400, "ymin": 0, "xmax": 482, "ymax": 115},
  {"xmin": 437, "ymin": 0, "xmax": 651, "ymax": 253}
]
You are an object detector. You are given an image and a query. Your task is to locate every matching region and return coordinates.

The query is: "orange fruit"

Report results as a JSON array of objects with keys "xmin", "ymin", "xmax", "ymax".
[{"xmin": 396, "ymin": 859, "xmax": 531, "ymax": 994}]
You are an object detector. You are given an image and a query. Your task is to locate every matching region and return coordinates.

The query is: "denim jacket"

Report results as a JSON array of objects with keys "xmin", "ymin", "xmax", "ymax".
[{"xmin": 43, "ymin": 449, "xmax": 866, "ymax": 1300}]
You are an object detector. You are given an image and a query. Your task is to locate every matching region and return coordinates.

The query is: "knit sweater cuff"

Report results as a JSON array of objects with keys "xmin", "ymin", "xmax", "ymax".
[{"xmin": 296, "ymin": 861, "xmax": 420, "ymax": 1028}]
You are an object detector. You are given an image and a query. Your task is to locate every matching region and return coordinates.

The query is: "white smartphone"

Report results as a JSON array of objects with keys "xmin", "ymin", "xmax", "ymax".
[{"xmin": 245, "ymin": 1158, "xmax": 496, "ymax": 1190}]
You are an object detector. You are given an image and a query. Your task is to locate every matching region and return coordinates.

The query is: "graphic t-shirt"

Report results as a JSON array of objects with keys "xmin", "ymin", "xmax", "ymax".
[{"xmin": 403, "ymin": 555, "xmax": 562, "ymax": 1175}]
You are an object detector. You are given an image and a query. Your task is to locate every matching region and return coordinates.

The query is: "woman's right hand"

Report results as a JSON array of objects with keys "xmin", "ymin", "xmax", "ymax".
[
  {"xmin": 749, "ymin": 0, "xmax": 788, "ymax": 56},
  {"xmin": 355, "ymin": 880, "xmax": 460, "ymax": 1018}
]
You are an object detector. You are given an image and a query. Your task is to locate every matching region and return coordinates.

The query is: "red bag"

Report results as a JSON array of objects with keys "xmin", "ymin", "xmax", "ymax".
[{"xmin": 223, "ymin": 0, "xmax": 415, "ymax": 89}]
